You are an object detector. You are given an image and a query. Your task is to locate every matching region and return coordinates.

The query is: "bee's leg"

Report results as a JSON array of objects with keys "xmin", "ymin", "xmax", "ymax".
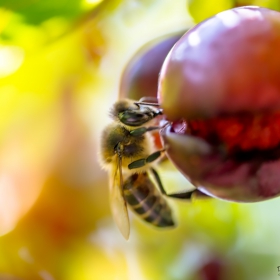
[
  {"xmin": 150, "ymin": 168, "xmax": 205, "ymax": 200},
  {"xmin": 130, "ymin": 121, "xmax": 170, "ymax": 137},
  {"xmin": 128, "ymin": 149, "xmax": 165, "ymax": 169},
  {"xmin": 128, "ymin": 123, "xmax": 170, "ymax": 169},
  {"xmin": 130, "ymin": 126, "xmax": 162, "ymax": 136}
]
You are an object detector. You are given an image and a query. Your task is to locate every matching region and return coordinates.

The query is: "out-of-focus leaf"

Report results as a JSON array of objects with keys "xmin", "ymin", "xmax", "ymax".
[
  {"xmin": 1, "ymin": 0, "xmax": 86, "ymax": 25},
  {"xmin": 188, "ymin": 0, "xmax": 234, "ymax": 23},
  {"xmin": 187, "ymin": 0, "xmax": 280, "ymax": 24},
  {"xmin": 235, "ymin": 0, "xmax": 280, "ymax": 10}
]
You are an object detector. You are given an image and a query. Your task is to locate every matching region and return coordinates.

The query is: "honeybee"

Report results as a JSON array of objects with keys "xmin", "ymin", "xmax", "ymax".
[{"xmin": 100, "ymin": 99, "xmax": 194, "ymax": 239}]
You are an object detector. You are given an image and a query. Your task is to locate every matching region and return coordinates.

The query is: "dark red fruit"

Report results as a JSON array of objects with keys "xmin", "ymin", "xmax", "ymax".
[
  {"xmin": 119, "ymin": 31, "xmax": 185, "ymax": 100},
  {"xmin": 159, "ymin": 7, "xmax": 280, "ymax": 202}
]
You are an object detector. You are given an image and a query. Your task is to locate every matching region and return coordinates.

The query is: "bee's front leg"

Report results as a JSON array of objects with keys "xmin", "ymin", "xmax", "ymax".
[
  {"xmin": 129, "ymin": 121, "xmax": 170, "ymax": 137},
  {"xmin": 128, "ymin": 123, "xmax": 170, "ymax": 169},
  {"xmin": 128, "ymin": 149, "xmax": 165, "ymax": 169},
  {"xmin": 129, "ymin": 126, "xmax": 162, "ymax": 136}
]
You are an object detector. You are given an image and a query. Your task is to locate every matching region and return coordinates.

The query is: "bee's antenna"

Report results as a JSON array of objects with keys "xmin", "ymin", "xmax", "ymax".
[
  {"xmin": 139, "ymin": 96, "xmax": 158, "ymax": 103},
  {"xmin": 134, "ymin": 101, "xmax": 161, "ymax": 107},
  {"xmin": 135, "ymin": 97, "xmax": 160, "ymax": 107}
]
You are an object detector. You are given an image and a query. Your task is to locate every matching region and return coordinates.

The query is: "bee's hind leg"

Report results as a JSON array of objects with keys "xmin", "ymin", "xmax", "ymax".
[{"xmin": 150, "ymin": 168, "xmax": 204, "ymax": 200}]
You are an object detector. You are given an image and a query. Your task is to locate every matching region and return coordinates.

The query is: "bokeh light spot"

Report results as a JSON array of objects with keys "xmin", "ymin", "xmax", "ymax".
[{"xmin": 0, "ymin": 46, "xmax": 24, "ymax": 78}]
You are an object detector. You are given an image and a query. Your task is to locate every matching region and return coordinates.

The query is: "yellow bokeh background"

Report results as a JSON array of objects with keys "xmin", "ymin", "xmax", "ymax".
[{"xmin": 1, "ymin": 0, "xmax": 280, "ymax": 279}]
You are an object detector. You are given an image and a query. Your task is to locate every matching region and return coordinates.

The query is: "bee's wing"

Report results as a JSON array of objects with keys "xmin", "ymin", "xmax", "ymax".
[{"xmin": 109, "ymin": 154, "xmax": 130, "ymax": 240}]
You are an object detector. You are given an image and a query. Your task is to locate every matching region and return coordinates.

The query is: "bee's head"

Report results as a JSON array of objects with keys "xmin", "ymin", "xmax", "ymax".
[{"xmin": 110, "ymin": 99, "xmax": 162, "ymax": 127}]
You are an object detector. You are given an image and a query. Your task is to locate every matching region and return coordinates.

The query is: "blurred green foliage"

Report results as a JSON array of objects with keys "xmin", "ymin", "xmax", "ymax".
[
  {"xmin": 188, "ymin": 0, "xmax": 280, "ymax": 23},
  {"xmin": 188, "ymin": 0, "xmax": 234, "ymax": 23},
  {"xmin": 235, "ymin": 0, "xmax": 280, "ymax": 10},
  {"xmin": 1, "ymin": 0, "xmax": 84, "ymax": 24}
]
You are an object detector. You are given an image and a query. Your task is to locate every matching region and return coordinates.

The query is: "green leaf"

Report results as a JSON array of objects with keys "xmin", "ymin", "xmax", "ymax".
[
  {"xmin": 1, "ymin": 0, "xmax": 84, "ymax": 24},
  {"xmin": 234, "ymin": 0, "xmax": 280, "ymax": 11},
  {"xmin": 188, "ymin": 0, "xmax": 234, "ymax": 23}
]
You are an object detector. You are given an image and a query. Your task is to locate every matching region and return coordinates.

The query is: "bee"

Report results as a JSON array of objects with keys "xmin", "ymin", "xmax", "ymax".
[{"xmin": 100, "ymin": 99, "xmax": 194, "ymax": 239}]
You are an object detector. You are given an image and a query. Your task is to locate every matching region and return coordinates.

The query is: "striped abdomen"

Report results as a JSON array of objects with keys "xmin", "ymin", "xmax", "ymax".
[{"xmin": 123, "ymin": 172, "xmax": 174, "ymax": 227}]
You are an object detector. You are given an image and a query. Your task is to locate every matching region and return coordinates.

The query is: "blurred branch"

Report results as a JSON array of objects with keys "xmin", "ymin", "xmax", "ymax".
[{"xmin": 45, "ymin": 0, "xmax": 124, "ymax": 45}]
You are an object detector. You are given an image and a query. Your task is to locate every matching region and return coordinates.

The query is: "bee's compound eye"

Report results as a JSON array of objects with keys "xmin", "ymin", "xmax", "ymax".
[{"xmin": 119, "ymin": 111, "xmax": 149, "ymax": 126}]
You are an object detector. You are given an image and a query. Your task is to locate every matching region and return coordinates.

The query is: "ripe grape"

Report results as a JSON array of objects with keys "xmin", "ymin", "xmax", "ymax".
[
  {"xmin": 119, "ymin": 31, "xmax": 185, "ymax": 100},
  {"xmin": 159, "ymin": 7, "xmax": 280, "ymax": 202}
]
